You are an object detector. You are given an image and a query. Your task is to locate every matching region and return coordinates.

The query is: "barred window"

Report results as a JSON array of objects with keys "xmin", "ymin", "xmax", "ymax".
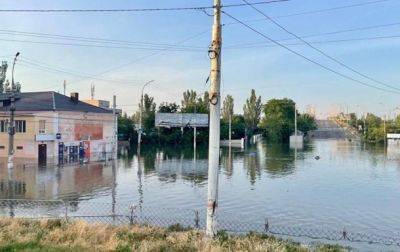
[
  {"xmin": 39, "ymin": 120, "xmax": 46, "ymax": 134},
  {"xmin": 0, "ymin": 120, "xmax": 8, "ymax": 133},
  {"xmin": 15, "ymin": 120, "xmax": 26, "ymax": 133}
]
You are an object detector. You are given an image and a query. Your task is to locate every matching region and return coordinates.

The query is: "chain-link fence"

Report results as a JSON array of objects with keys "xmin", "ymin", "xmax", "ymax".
[{"xmin": 0, "ymin": 199, "xmax": 399, "ymax": 247}]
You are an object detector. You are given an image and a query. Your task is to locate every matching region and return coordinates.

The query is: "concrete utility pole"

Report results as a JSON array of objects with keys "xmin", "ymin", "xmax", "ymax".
[
  {"xmin": 228, "ymin": 114, "xmax": 232, "ymax": 145},
  {"xmin": 138, "ymin": 80, "xmax": 154, "ymax": 152},
  {"xmin": 294, "ymin": 103, "xmax": 297, "ymax": 136},
  {"xmin": 113, "ymin": 95, "xmax": 118, "ymax": 159},
  {"xmin": 8, "ymin": 52, "xmax": 20, "ymax": 169},
  {"xmin": 194, "ymin": 105, "xmax": 197, "ymax": 150},
  {"xmin": 91, "ymin": 84, "xmax": 95, "ymax": 100},
  {"xmin": 206, "ymin": 0, "xmax": 222, "ymax": 237},
  {"xmin": 63, "ymin": 80, "xmax": 66, "ymax": 96},
  {"xmin": 384, "ymin": 114, "xmax": 387, "ymax": 145},
  {"xmin": 363, "ymin": 112, "xmax": 366, "ymax": 136}
]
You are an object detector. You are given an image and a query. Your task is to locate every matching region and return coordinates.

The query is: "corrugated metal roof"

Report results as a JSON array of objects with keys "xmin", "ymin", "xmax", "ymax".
[{"xmin": 0, "ymin": 92, "xmax": 112, "ymax": 114}]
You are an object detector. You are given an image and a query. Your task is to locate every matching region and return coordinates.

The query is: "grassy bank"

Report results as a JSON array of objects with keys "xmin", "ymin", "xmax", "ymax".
[{"xmin": 0, "ymin": 218, "xmax": 347, "ymax": 251}]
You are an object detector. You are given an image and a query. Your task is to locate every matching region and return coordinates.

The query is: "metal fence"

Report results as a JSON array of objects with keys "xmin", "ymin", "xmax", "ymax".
[{"xmin": 0, "ymin": 199, "xmax": 399, "ymax": 247}]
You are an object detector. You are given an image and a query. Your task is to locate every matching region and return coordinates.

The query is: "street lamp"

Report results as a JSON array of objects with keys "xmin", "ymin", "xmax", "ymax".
[
  {"xmin": 379, "ymin": 102, "xmax": 387, "ymax": 145},
  {"xmin": 137, "ymin": 80, "xmax": 155, "ymax": 151}
]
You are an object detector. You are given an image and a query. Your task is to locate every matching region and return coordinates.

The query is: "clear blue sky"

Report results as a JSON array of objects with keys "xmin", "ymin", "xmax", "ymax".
[{"xmin": 1, "ymin": 0, "xmax": 400, "ymax": 118}]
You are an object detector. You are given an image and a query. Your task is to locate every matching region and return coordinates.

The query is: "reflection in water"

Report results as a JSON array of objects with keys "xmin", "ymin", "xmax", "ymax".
[{"xmin": 1, "ymin": 139, "xmax": 400, "ymax": 243}]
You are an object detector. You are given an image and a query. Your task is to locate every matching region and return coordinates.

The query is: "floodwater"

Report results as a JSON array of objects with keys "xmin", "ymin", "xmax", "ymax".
[{"xmin": 1, "ymin": 139, "xmax": 400, "ymax": 249}]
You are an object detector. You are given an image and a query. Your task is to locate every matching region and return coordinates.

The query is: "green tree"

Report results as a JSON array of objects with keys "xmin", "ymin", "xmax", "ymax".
[
  {"xmin": 118, "ymin": 113, "xmax": 135, "ymax": 142},
  {"xmin": 297, "ymin": 113, "xmax": 317, "ymax": 133},
  {"xmin": 158, "ymin": 102, "xmax": 179, "ymax": 113},
  {"xmin": 364, "ymin": 113, "xmax": 385, "ymax": 143},
  {"xmin": 243, "ymin": 89, "xmax": 262, "ymax": 137},
  {"xmin": 260, "ymin": 98, "xmax": 295, "ymax": 142},
  {"xmin": 137, "ymin": 94, "xmax": 156, "ymax": 143},
  {"xmin": 222, "ymin": 95, "xmax": 234, "ymax": 122},
  {"xmin": 181, "ymin": 89, "xmax": 209, "ymax": 114},
  {"xmin": 221, "ymin": 114, "xmax": 245, "ymax": 140},
  {"xmin": 181, "ymin": 90, "xmax": 197, "ymax": 113}
]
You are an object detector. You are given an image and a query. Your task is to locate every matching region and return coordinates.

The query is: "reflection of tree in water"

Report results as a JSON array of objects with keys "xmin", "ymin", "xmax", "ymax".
[
  {"xmin": 138, "ymin": 145, "xmax": 208, "ymax": 184},
  {"xmin": 244, "ymin": 152, "xmax": 261, "ymax": 185},
  {"xmin": 118, "ymin": 145, "xmax": 135, "ymax": 169},
  {"xmin": 220, "ymin": 147, "xmax": 234, "ymax": 177},
  {"xmin": 244, "ymin": 143, "xmax": 313, "ymax": 181}
]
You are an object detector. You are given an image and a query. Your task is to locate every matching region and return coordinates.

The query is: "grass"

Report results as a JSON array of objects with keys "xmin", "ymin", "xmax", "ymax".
[{"xmin": 0, "ymin": 218, "xmax": 349, "ymax": 252}]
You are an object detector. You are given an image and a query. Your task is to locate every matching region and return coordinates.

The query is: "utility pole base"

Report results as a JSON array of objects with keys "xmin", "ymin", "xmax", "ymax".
[{"xmin": 7, "ymin": 155, "xmax": 14, "ymax": 170}]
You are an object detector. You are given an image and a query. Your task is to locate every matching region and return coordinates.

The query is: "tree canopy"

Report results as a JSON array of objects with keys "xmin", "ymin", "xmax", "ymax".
[{"xmin": 243, "ymin": 89, "xmax": 262, "ymax": 136}]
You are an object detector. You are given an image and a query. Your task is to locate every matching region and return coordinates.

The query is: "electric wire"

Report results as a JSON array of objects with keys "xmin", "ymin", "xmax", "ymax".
[
  {"xmin": 224, "ymin": 0, "xmax": 393, "ymax": 26},
  {"xmin": 224, "ymin": 21, "xmax": 400, "ymax": 48},
  {"xmin": 240, "ymin": 0, "xmax": 400, "ymax": 92},
  {"xmin": 0, "ymin": 0, "xmax": 289, "ymax": 13},
  {"xmin": 56, "ymin": 30, "xmax": 210, "ymax": 88},
  {"xmin": 0, "ymin": 37, "xmax": 204, "ymax": 52},
  {"xmin": 222, "ymin": 10, "xmax": 400, "ymax": 94},
  {"xmin": 18, "ymin": 57, "xmax": 143, "ymax": 84},
  {"xmin": 0, "ymin": 29, "xmax": 204, "ymax": 50},
  {"xmin": 225, "ymin": 35, "xmax": 400, "ymax": 49}
]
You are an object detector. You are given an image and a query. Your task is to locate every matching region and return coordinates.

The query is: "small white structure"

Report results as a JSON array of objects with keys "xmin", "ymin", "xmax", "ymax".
[
  {"xmin": 387, "ymin": 133, "xmax": 400, "ymax": 146},
  {"xmin": 220, "ymin": 138, "xmax": 245, "ymax": 149},
  {"xmin": 290, "ymin": 131, "xmax": 304, "ymax": 149},
  {"xmin": 290, "ymin": 103, "xmax": 303, "ymax": 149}
]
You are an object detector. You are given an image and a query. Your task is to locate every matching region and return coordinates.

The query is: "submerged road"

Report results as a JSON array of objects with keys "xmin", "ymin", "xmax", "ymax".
[{"xmin": 309, "ymin": 120, "xmax": 347, "ymax": 139}]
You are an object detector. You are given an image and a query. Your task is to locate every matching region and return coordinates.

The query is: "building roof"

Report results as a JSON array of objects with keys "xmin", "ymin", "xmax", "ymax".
[{"xmin": 0, "ymin": 92, "xmax": 112, "ymax": 114}]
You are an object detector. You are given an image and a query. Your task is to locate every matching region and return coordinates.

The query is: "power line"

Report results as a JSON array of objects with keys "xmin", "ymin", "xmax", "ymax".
[
  {"xmin": 0, "ymin": 0, "xmax": 289, "ymax": 13},
  {"xmin": 222, "ymin": 10, "xmax": 400, "ymax": 94},
  {"xmin": 59, "ymin": 30, "xmax": 210, "ymax": 89},
  {"xmin": 0, "ymin": 29, "xmax": 205, "ymax": 49},
  {"xmin": 240, "ymin": 0, "xmax": 400, "ymax": 92},
  {"xmin": 225, "ymin": 0, "xmax": 393, "ymax": 26},
  {"xmin": 0, "ymin": 37, "xmax": 204, "ymax": 52},
  {"xmin": 225, "ymin": 21, "xmax": 400, "ymax": 48},
  {"xmin": 18, "ymin": 57, "xmax": 142, "ymax": 85},
  {"xmin": 224, "ymin": 35, "xmax": 400, "ymax": 49},
  {"xmin": 16, "ymin": 30, "xmax": 209, "ymax": 91}
]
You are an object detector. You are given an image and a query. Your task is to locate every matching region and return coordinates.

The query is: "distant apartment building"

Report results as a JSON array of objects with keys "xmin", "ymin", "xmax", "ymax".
[{"xmin": 0, "ymin": 92, "xmax": 117, "ymax": 163}]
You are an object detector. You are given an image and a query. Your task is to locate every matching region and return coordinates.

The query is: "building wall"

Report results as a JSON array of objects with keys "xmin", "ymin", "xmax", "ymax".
[
  {"xmin": 0, "ymin": 111, "xmax": 115, "ymax": 160},
  {"xmin": 0, "ymin": 111, "xmax": 56, "ymax": 158},
  {"xmin": 57, "ymin": 111, "xmax": 115, "ymax": 159}
]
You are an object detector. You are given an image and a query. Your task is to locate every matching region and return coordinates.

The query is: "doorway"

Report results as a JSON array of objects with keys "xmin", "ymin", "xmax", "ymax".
[{"xmin": 38, "ymin": 144, "xmax": 47, "ymax": 165}]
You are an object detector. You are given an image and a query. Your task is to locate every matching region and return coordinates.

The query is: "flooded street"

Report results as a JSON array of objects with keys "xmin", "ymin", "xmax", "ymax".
[{"xmin": 1, "ymin": 139, "xmax": 400, "ymax": 247}]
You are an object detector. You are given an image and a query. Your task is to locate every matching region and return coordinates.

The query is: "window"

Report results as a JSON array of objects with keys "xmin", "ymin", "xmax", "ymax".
[
  {"xmin": 39, "ymin": 120, "xmax": 46, "ymax": 134},
  {"xmin": 15, "ymin": 120, "xmax": 26, "ymax": 133},
  {"xmin": 17, "ymin": 146, "xmax": 23, "ymax": 150},
  {"xmin": 0, "ymin": 120, "xmax": 25, "ymax": 133},
  {"xmin": 0, "ymin": 146, "xmax": 5, "ymax": 150},
  {"xmin": 0, "ymin": 120, "xmax": 8, "ymax": 133}
]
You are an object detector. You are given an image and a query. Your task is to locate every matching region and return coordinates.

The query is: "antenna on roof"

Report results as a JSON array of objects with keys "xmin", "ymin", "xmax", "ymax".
[
  {"xmin": 91, "ymin": 83, "xmax": 95, "ymax": 100},
  {"xmin": 63, "ymin": 80, "xmax": 67, "ymax": 96}
]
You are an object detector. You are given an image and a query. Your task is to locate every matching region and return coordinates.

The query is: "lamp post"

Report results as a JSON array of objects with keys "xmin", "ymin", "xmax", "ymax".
[
  {"xmin": 8, "ymin": 52, "xmax": 20, "ymax": 170},
  {"xmin": 379, "ymin": 102, "xmax": 387, "ymax": 145},
  {"xmin": 137, "ymin": 80, "xmax": 154, "ymax": 152}
]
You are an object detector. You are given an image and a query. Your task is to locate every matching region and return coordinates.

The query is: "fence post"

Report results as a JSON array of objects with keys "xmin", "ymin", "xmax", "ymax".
[
  {"xmin": 64, "ymin": 201, "xmax": 69, "ymax": 223},
  {"xmin": 9, "ymin": 200, "xmax": 15, "ymax": 218},
  {"xmin": 194, "ymin": 210, "xmax": 200, "ymax": 229},
  {"xmin": 342, "ymin": 227, "xmax": 348, "ymax": 240},
  {"xmin": 129, "ymin": 205, "xmax": 137, "ymax": 225},
  {"xmin": 264, "ymin": 218, "xmax": 269, "ymax": 233}
]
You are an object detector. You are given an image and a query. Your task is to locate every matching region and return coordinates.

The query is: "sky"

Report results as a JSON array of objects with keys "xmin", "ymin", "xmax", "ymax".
[{"xmin": 1, "ymin": 0, "xmax": 400, "ymax": 119}]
